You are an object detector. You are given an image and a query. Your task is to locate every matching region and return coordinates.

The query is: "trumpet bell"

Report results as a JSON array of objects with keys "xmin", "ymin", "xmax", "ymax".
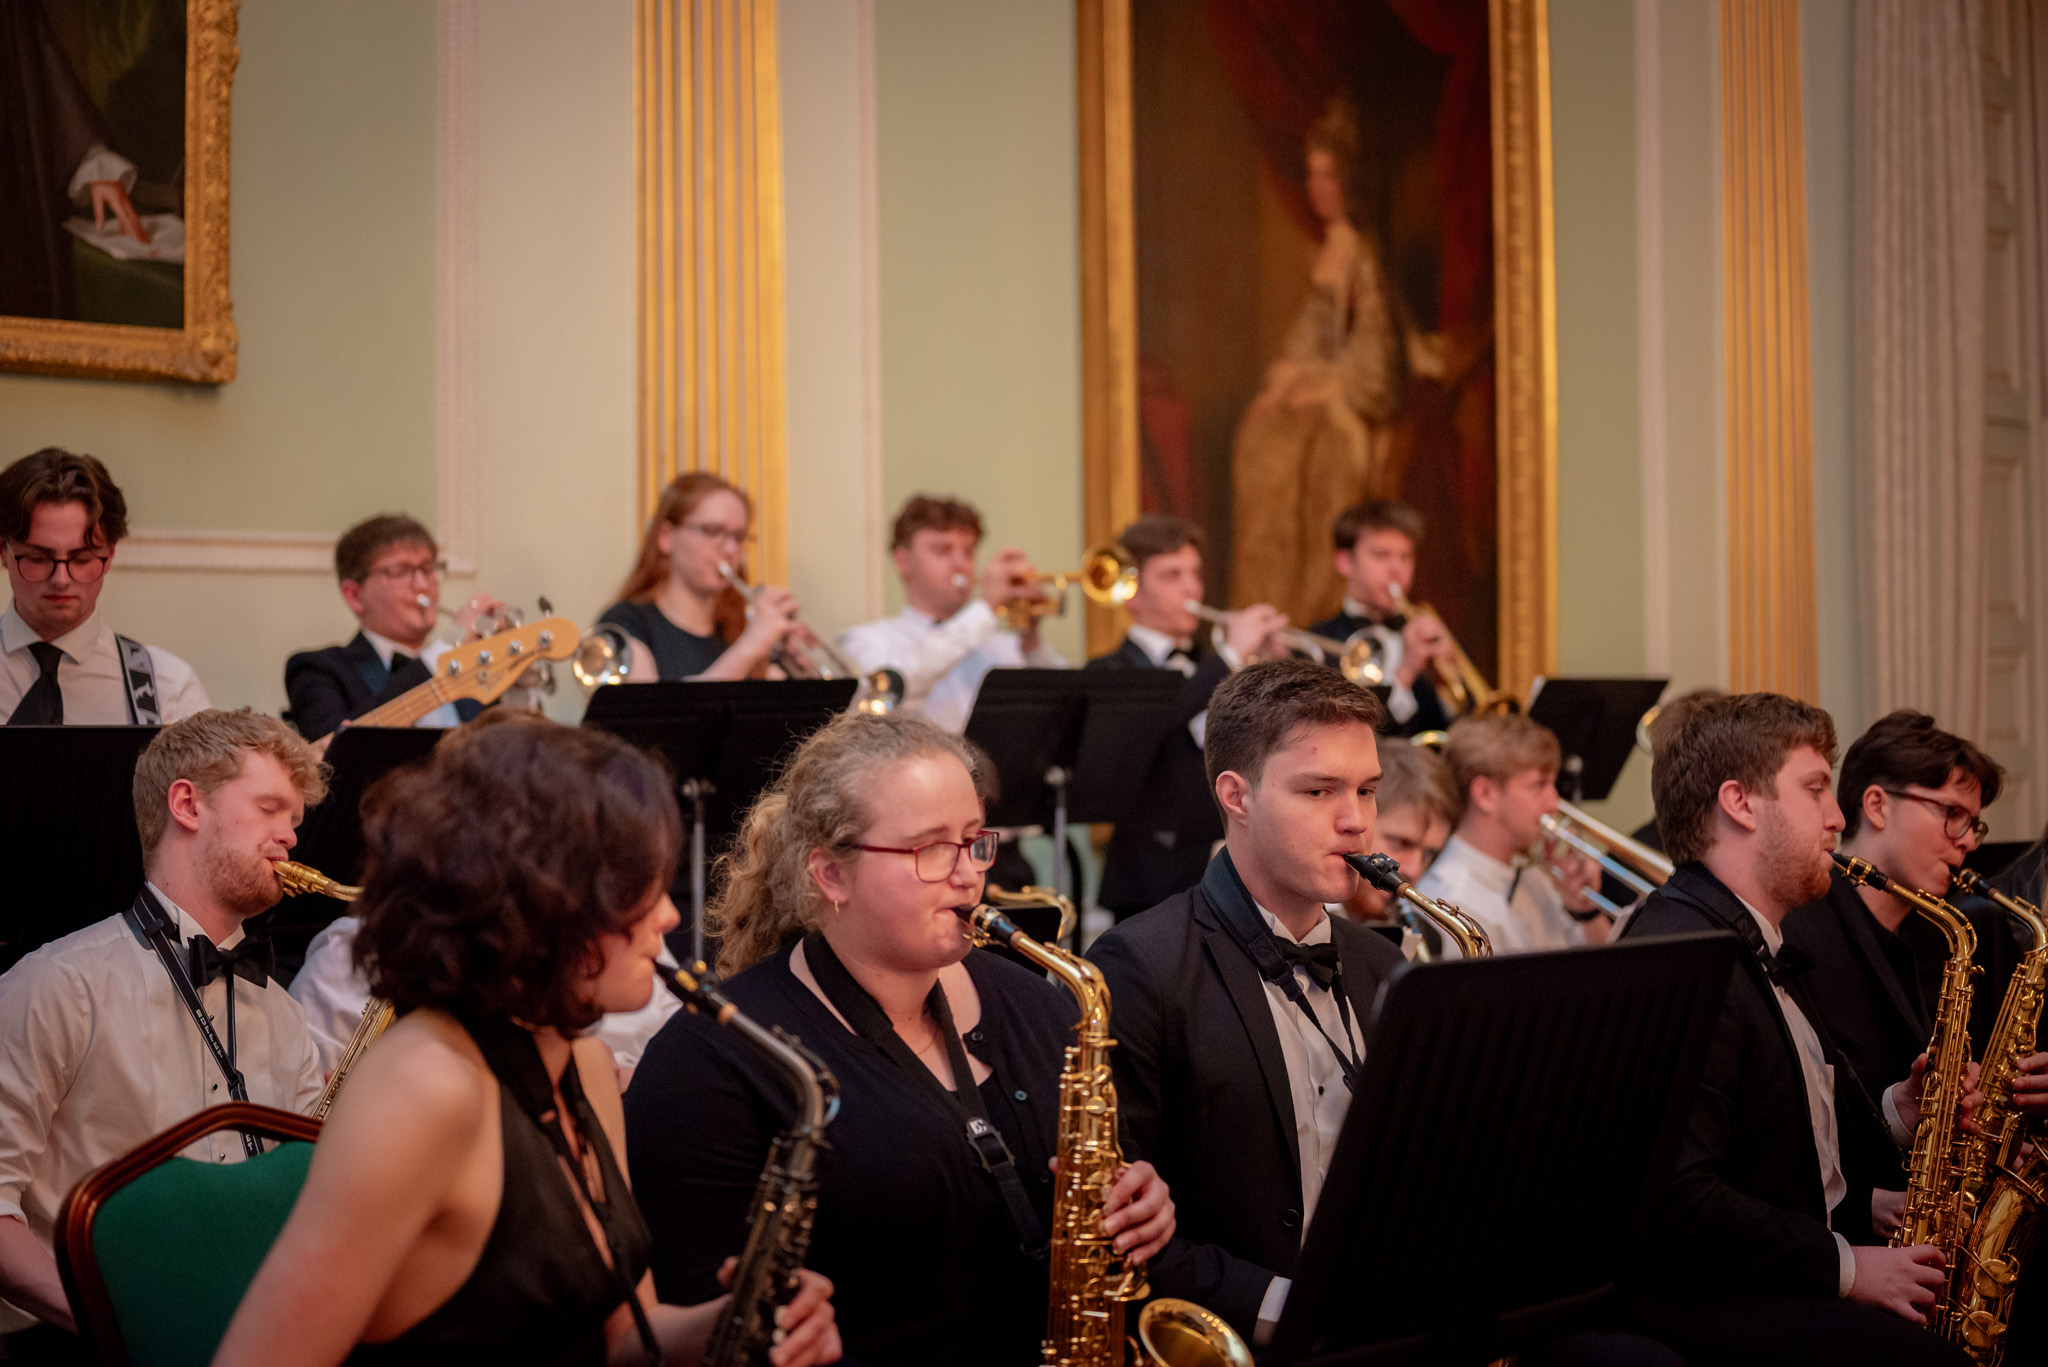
[
  {"xmin": 1338, "ymin": 634, "xmax": 1385, "ymax": 687},
  {"xmin": 572, "ymin": 625, "xmax": 634, "ymax": 688},
  {"xmin": 855, "ymin": 668, "xmax": 904, "ymax": 715},
  {"xmin": 1079, "ymin": 542, "xmax": 1140, "ymax": 608},
  {"xmin": 1137, "ymin": 1298, "xmax": 1256, "ymax": 1367}
]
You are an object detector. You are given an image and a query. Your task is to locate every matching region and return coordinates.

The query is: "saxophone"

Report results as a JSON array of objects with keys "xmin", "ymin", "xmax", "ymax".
[
  {"xmin": 1345, "ymin": 852, "xmax": 1493, "ymax": 959},
  {"xmin": 1834, "ymin": 853, "xmax": 1979, "ymax": 1328},
  {"xmin": 271, "ymin": 861, "xmax": 377, "ymax": 1120},
  {"xmin": 656, "ymin": 960, "xmax": 838, "ymax": 1367},
  {"xmin": 1946, "ymin": 869, "xmax": 2048, "ymax": 1364},
  {"xmin": 956, "ymin": 902, "xmax": 1252, "ymax": 1367}
]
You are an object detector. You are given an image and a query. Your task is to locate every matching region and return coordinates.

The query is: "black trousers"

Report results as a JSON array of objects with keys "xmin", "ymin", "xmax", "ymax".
[{"xmin": 1635, "ymin": 1293, "xmax": 1971, "ymax": 1366}]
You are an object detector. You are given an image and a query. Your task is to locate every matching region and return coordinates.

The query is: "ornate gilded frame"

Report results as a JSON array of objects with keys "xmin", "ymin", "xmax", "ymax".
[
  {"xmin": 1076, "ymin": 0, "xmax": 1558, "ymax": 694},
  {"xmin": 0, "ymin": 0, "xmax": 240, "ymax": 385}
]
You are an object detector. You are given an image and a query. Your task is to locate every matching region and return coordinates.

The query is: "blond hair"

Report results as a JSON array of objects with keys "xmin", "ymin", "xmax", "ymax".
[
  {"xmin": 133, "ymin": 709, "xmax": 328, "ymax": 862},
  {"xmin": 1376, "ymin": 737, "xmax": 1459, "ymax": 828},
  {"xmin": 710, "ymin": 712, "xmax": 981, "ymax": 977},
  {"xmin": 1442, "ymin": 714, "xmax": 1561, "ymax": 819}
]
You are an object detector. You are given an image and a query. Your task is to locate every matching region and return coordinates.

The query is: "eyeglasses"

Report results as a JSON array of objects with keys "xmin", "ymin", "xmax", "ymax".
[
  {"xmin": 852, "ymin": 830, "xmax": 1000, "ymax": 882},
  {"xmin": 679, "ymin": 521, "xmax": 750, "ymax": 548},
  {"xmin": 367, "ymin": 558, "xmax": 448, "ymax": 584},
  {"xmin": 1882, "ymin": 789, "xmax": 1991, "ymax": 843},
  {"xmin": 6, "ymin": 547, "xmax": 110, "ymax": 584}
]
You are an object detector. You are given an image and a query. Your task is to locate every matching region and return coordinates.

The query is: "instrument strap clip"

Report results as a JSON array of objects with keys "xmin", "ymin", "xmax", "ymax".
[{"xmin": 965, "ymin": 1116, "xmax": 1018, "ymax": 1174}]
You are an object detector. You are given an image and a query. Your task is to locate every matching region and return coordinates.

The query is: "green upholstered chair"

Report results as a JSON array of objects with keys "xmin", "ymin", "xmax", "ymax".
[{"xmin": 55, "ymin": 1102, "xmax": 322, "ymax": 1367}]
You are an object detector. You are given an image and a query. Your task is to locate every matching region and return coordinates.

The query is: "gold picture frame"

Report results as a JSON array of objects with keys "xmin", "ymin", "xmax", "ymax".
[
  {"xmin": 1077, "ymin": 0, "xmax": 1557, "ymax": 697},
  {"xmin": 0, "ymin": 0, "xmax": 240, "ymax": 385}
]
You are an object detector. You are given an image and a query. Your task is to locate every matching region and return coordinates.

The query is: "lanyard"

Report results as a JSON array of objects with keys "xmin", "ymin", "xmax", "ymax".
[
  {"xmin": 802, "ymin": 932, "xmax": 1047, "ymax": 1257},
  {"xmin": 1269, "ymin": 960, "xmax": 1363, "ymax": 1093},
  {"xmin": 1205, "ymin": 857, "xmax": 1365, "ymax": 1092},
  {"xmin": 124, "ymin": 887, "xmax": 261, "ymax": 1159}
]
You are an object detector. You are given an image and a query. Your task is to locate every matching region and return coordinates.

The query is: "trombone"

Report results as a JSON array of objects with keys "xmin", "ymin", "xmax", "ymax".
[
  {"xmin": 1387, "ymin": 584, "xmax": 1506, "ymax": 715},
  {"xmin": 719, "ymin": 563, "xmax": 902, "ymax": 713},
  {"xmin": 1000, "ymin": 542, "xmax": 1140, "ymax": 631},
  {"xmin": 1536, "ymin": 800, "xmax": 1673, "ymax": 917},
  {"xmin": 1181, "ymin": 602, "xmax": 1385, "ymax": 687}
]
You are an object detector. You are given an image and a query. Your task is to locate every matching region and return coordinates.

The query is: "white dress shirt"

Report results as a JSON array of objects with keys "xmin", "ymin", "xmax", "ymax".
[
  {"xmin": 0, "ymin": 887, "xmax": 321, "ymax": 1331},
  {"xmin": 837, "ymin": 599, "xmax": 1066, "ymax": 734},
  {"xmin": 291, "ymin": 917, "xmax": 685, "ymax": 1079},
  {"xmin": 359, "ymin": 627, "xmax": 460, "ymax": 729},
  {"xmin": 1413, "ymin": 834, "xmax": 1590, "ymax": 958},
  {"xmin": 1249, "ymin": 902, "xmax": 1366, "ymax": 1338},
  {"xmin": 1341, "ymin": 596, "xmax": 1418, "ymax": 725},
  {"xmin": 0, "ymin": 605, "xmax": 209, "ymax": 725},
  {"xmin": 1740, "ymin": 897, "xmax": 1858, "ymax": 1296}
]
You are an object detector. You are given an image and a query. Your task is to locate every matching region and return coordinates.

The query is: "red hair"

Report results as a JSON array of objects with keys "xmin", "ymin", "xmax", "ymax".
[{"xmin": 615, "ymin": 472, "xmax": 752, "ymax": 641}]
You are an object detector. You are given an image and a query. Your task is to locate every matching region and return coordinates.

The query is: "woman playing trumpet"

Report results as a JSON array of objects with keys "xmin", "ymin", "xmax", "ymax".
[
  {"xmin": 600, "ymin": 472, "xmax": 815, "ymax": 682},
  {"xmin": 624, "ymin": 713, "xmax": 1191, "ymax": 1366}
]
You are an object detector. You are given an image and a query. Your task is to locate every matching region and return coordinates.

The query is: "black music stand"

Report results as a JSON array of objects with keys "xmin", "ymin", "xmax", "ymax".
[
  {"xmin": 0, "ymin": 726, "xmax": 157, "ymax": 972},
  {"xmin": 255, "ymin": 726, "xmax": 444, "ymax": 976},
  {"xmin": 1525, "ymin": 677, "xmax": 1670, "ymax": 803},
  {"xmin": 582, "ymin": 680, "xmax": 857, "ymax": 965},
  {"xmin": 962, "ymin": 669, "xmax": 1186, "ymax": 906},
  {"xmin": 1270, "ymin": 932, "xmax": 1736, "ymax": 1366}
]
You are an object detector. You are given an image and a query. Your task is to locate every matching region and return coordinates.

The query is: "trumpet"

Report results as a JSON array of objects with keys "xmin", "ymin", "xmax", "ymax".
[
  {"xmin": 1182, "ymin": 602, "xmax": 1385, "ymax": 687},
  {"xmin": 719, "ymin": 563, "xmax": 902, "ymax": 713},
  {"xmin": 1387, "ymin": 584, "xmax": 1504, "ymax": 715},
  {"xmin": 1538, "ymin": 800, "xmax": 1673, "ymax": 911},
  {"xmin": 1000, "ymin": 542, "xmax": 1140, "ymax": 631}
]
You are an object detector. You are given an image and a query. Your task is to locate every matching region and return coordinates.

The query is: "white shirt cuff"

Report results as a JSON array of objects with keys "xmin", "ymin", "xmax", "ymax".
[
  {"xmin": 1217, "ymin": 642, "xmax": 1246, "ymax": 672},
  {"xmin": 69, "ymin": 144, "xmax": 137, "ymax": 203},
  {"xmin": 1254, "ymin": 1276, "xmax": 1290, "ymax": 1346},
  {"xmin": 1386, "ymin": 681, "xmax": 1419, "ymax": 723},
  {"xmin": 1835, "ymin": 1233, "xmax": 1856, "ymax": 1297},
  {"xmin": 1188, "ymin": 709, "xmax": 1208, "ymax": 750},
  {"xmin": 1880, "ymin": 1082, "xmax": 1915, "ymax": 1147}
]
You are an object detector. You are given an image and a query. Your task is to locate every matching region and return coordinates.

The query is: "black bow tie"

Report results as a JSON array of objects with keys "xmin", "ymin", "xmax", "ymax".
[
  {"xmin": 1370, "ymin": 613, "xmax": 1407, "ymax": 632},
  {"xmin": 1764, "ymin": 942, "xmax": 1814, "ymax": 987},
  {"xmin": 1275, "ymin": 938, "xmax": 1342, "ymax": 990},
  {"xmin": 1166, "ymin": 645, "xmax": 1197, "ymax": 666},
  {"xmin": 188, "ymin": 935, "xmax": 273, "ymax": 989}
]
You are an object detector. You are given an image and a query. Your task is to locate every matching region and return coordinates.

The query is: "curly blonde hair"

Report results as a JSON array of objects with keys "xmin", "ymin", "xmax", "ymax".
[
  {"xmin": 710, "ymin": 711, "xmax": 982, "ymax": 977},
  {"xmin": 133, "ymin": 708, "xmax": 329, "ymax": 862}
]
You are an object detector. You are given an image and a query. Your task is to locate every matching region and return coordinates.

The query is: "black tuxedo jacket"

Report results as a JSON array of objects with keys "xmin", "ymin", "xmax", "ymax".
[
  {"xmin": 1082, "ymin": 638, "xmax": 1228, "ymax": 913},
  {"xmin": 1782, "ymin": 872, "xmax": 1930, "ymax": 1128},
  {"xmin": 1086, "ymin": 850, "xmax": 1406, "ymax": 1333},
  {"xmin": 1307, "ymin": 610, "xmax": 1449, "ymax": 738},
  {"xmin": 1620, "ymin": 863, "xmax": 1899, "ymax": 1301},
  {"xmin": 283, "ymin": 633, "xmax": 479, "ymax": 740}
]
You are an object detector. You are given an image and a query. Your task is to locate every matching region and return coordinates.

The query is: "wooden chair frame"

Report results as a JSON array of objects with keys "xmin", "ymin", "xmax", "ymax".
[{"xmin": 54, "ymin": 1102, "xmax": 322, "ymax": 1367}]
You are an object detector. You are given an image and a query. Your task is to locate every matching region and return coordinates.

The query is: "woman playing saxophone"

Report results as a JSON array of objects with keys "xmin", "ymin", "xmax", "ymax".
[{"xmin": 625, "ymin": 712, "xmax": 1184, "ymax": 1366}]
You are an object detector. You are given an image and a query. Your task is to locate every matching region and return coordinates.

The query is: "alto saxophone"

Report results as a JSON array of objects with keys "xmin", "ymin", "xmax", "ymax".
[
  {"xmin": 1835, "ymin": 854, "xmax": 1979, "ymax": 1330},
  {"xmin": 1946, "ymin": 869, "xmax": 2048, "ymax": 1364},
  {"xmin": 656, "ymin": 960, "xmax": 838, "ymax": 1367},
  {"xmin": 271, "ymin": 861, "xmax": 377, "ymax": 1120},
  {"xmin": 957, "ymin": 902, "xmax": 1252, "ymax": 1367},
  {"xmin": 1345, "ymin": 852, "xmax": 1493, "ymax": 959}
]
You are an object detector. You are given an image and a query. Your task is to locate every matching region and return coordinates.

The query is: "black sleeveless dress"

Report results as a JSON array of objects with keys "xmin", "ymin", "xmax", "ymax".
[{"xmin": 347, "ymin": 1036, "xmax": 653, "ymax": 1366}]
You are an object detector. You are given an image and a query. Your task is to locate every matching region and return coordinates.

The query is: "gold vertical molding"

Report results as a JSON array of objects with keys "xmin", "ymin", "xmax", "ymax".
[
  {"xmin": 636, "ymin": 0, "xmax": 788, "ymax": 582},
  {"xmin": 1076, "ymin": 0, "xmax": 1558, "ymax": 680},
  {"xmin": 1490, "ymin": 0, "xmax": 1560, "ymax": 698},
  {"xmin": 1077, "ymin": 0, "xmax": 1141, "ymax": 659},
  {"xmin": 1720, "ymin": 0, "xmax": 1818, "ymax": 698}
]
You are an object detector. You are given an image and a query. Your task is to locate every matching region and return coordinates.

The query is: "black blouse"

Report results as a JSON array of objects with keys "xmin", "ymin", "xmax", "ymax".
[
  {"xmin": 597, "ymin": 599, "xmax": 728, "ymax": 681},
  {"xmin": 623, "ymin": 944, "xmax": 1078, "ymax": 1367}
]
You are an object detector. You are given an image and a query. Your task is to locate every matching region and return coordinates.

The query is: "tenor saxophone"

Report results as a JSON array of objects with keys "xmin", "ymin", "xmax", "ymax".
[
  {"xmin": 1947, "ymin": 869, "xmax": 2048, "ymax": 1364},
  {"xmin": 1835, "ymin": 854, "xmax": 1979, "ymax": 1330},
  {"xmin": 1345, "ymin": 852, "xmax": 1493, "ymax": 959},
  {"xmin": 957, "ymin": 903, "xmax": 1252, "ymax": 1367},
  {"xmin": 270, "ymin": 861, "xmax": 377, "ymax": 1121},
  {"xmin": 656, "ymin": 960, "xmax": 838, "ymax": 1367}
]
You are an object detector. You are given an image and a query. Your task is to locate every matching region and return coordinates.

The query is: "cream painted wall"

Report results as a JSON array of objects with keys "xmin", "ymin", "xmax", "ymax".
[{"xmin": 872, "ymin": 0, "xmax": 1085, "ymax": 663}]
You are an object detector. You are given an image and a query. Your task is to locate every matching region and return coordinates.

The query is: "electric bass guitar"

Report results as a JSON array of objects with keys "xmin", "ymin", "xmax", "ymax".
[{"xmin": 317, "ymin": 616, "xmax": 580, "ymax": 741}]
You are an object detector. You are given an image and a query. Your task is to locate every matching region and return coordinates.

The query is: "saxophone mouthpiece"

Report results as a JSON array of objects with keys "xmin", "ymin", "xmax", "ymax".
[
  {"xmin": 955, "ymin": 904, "xmax": 1024, "ymax": 946},
  {"xmin": 1345, "ymin": 851, "xmax": 1408, "ymax": 896},
  {"xmin": 655, "ymin": 958, "xmax": 736, "ymax": 1024},
  {"xmin": 1831, "ymin": 851, "xmax": 1887, "ymax": 891}
]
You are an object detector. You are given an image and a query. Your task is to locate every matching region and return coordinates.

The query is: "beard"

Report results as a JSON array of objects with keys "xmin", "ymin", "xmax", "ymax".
[
  {"xmin": 201, "ymin": 837, "xmax": 282, "ymax": 919},
  {"xmin": 1755, "ymin": 800, "xmax": 1833, "ymax": 910}
]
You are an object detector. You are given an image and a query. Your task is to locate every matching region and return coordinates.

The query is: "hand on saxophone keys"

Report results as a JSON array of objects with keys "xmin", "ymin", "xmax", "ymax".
[
  {"xmin": 1066, "ymin": 1156, "xmax": 1176, "ymax": 1265},
  {"xmin": 2011, "ymin": 1050, "xmax": 2048, "ymax": 1115},
  {"xmin": 1884, "ymin": 1051, "xmax": 1985, "ymax": 1139},
  {"xmin": 711, "ymin": 1258, "xmax": 842, "ymax": 1366}
]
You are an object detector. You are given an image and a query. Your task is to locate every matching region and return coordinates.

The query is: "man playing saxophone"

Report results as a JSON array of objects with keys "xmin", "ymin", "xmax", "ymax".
[{"xmin": 1619, "ymin": 693, "xmax": 1972, "ymax": 1365}]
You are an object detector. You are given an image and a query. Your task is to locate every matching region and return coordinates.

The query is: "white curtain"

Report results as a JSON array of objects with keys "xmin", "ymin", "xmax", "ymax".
[{"xmin": 1853, "ymin": 0, "xmax": 1986, "ymax": 732}]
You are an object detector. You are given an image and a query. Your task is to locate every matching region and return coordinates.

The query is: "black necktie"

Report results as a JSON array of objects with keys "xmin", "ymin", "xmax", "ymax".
[
  {"xmin": 1276, "ymin": 938, "xmax": 1342, "ymax": 991},
  {"xmin": 7, "ymin": 641, "xmax": 64, "ymax": 725},
  {"xmin": 389, "ymin": 651, "xmax": 417, "ymax": 680},
  {"xmin": 188, "ymin": 935, "xmax": 274, "ymax": 989}
]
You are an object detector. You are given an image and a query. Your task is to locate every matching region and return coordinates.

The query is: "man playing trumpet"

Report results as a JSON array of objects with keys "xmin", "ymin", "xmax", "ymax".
[{"xmin": 838, "ymin": 494, "xmax": 1064, "ymax": 734}]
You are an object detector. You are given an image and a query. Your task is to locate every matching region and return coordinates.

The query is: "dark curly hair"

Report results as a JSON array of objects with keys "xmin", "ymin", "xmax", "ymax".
[{"xmin": 352, "ymin": 711, "xmax": 681, "ymax": 1031}]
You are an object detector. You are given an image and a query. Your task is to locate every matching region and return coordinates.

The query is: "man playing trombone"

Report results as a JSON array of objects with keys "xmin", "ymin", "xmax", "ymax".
[
  {"xmin": 1083, "ymin": 513, "xmax": 1285, "ymax": 919},
  {"xmin": 837, "ymin": 494, "xmax": 1064, "ymax": 734}
]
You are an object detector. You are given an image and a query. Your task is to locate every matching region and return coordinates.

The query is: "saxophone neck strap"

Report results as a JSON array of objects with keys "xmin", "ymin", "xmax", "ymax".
[
  {"xmin": 463, "ymin": 1014, "xmax": 661, "ymax": 1364},
  {"xmin": 801, "ymin": 931, "xmax": 1047, "ymax": 1257},
  {"xmin": 124, "ymin": 886, "xmax": 261, "ymax": 1159}
]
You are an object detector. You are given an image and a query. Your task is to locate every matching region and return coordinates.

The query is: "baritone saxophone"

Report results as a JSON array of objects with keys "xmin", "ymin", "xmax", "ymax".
[{"xmin": 956, "ymin": 901, "xmax": 1252, "ymax": 1367}]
